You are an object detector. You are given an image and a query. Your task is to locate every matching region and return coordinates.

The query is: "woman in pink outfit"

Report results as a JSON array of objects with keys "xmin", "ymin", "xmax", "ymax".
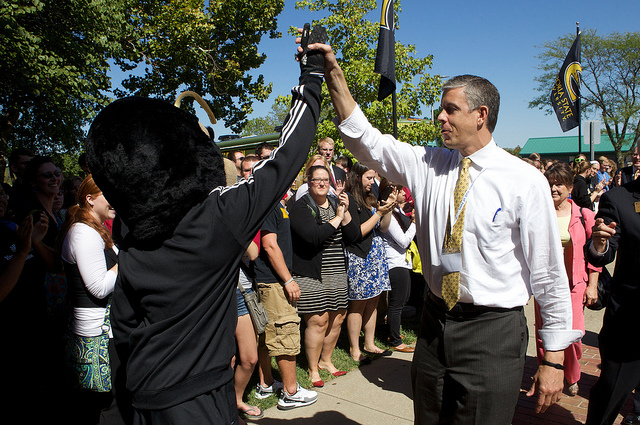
[{"xmin": 534, "ymin": 162, "xmax": 601, "ymax": 396}]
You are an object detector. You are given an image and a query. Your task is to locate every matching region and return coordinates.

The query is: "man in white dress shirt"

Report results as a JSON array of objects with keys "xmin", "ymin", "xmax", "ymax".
[{"xmin": 301, "ymin": 40, "xmax": 581, "ymax": 425}]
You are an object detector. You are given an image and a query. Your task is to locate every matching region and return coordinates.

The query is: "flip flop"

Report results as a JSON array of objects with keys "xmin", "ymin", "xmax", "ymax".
[
  {"xmin": 239, "ymin": 405, "xmax": 264, "ymax": 420},
  {"xmin": 362, "ymin": 348, "xmax": 392, "ymax": 357}
]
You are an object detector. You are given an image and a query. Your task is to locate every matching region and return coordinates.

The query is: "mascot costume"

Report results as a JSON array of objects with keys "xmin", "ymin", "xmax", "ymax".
[{"xmin": 86, "ymin": 25, "xmax": 327, "ymax": 424}]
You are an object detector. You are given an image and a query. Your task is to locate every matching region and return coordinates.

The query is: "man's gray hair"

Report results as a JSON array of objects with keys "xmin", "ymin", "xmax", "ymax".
[{"xmin": 442, "ymin": 75, "xmax": 500, "ymax": 133}]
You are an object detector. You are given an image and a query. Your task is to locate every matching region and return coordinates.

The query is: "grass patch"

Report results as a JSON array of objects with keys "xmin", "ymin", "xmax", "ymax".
[{"xmin": 242, "ymin": 305, "xmax": 421, "ymax": 411}]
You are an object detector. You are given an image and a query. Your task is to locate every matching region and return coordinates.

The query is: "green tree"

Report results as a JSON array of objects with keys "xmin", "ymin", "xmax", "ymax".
[
  {"xmin": 503, "ymin": 146, "xmax": 522, "ymax": 156},
  {"xmin": 0, "ymin": 0, "xmax": 129, "ymax": 165},
  {"xmin": 116, "ymin": 0, "xmax": 284, "ymax": 132},
  {"xmin": 530, "ymin": 30, "xmax": 640, "ymax": 166},
  {"xmin": 241, "ymin": 98, "xmax": 290, "ymax": 136},
  {"xmin": 1, "ymin": 0, "xmax": 284, "ymax": 171},
  {"xmin": 294, "ymin": 0, "xmax": 442, "ymax": 157}
]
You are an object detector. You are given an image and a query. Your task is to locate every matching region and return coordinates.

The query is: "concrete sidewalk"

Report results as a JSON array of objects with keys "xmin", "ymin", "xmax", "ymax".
[{"xmin": 257, "ymin": 299, "xmax": 633, "ymax": 425}]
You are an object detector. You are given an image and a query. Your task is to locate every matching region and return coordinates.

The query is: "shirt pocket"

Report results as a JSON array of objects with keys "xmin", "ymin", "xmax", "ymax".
[{"xmin": 470, "ymin": 205, "xmax": 514, "ymax": 252}]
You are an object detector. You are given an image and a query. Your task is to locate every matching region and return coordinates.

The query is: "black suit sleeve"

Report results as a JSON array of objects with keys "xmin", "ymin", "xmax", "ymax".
[
  {"xmin": 332, "ymin": 164, "xmax": 347, "ymax": 186},
  {"xmin": 586, "ymin": 191, "xmax": 621, "ymax": 267}
]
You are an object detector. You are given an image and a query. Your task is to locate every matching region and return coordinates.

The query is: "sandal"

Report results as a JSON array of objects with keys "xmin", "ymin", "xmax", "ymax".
[{"xmin": 239, "ymin": 405, "xmax": 264, "ymax": 420}]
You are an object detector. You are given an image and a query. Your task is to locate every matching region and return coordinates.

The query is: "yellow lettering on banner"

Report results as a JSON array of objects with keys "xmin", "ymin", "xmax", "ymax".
[{"xmin": 553, "ymin": 78, "xmax": 565, "ymax": 98}]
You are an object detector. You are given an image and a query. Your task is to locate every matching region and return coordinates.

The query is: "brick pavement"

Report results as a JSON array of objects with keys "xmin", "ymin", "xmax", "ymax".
[{"xmin": 513, "ymin": 340, "xmax": 634, "ymax": 424}]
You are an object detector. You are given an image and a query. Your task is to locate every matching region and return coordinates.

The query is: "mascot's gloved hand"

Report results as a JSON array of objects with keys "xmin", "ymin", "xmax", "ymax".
[{"xmin": 298, "ymin": 23, "xmax": 327, "ymax": 78}]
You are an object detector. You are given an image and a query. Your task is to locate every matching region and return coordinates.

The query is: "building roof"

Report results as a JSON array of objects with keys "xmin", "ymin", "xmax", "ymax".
[{"xmin": 520, "ymin": 133, "xmax": 636, "ymax": 156}]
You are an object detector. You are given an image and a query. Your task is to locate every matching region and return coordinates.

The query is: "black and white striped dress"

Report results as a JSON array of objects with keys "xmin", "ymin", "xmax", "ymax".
[{"xmin": 295, "ymin": 203, "xmax": 349, "ymax": 314}]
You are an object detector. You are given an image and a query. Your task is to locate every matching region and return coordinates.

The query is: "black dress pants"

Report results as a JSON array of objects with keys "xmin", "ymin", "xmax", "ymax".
[
  {"xmin": 411, "ymin": 293, "xmax": 527, "ymax": 425},
  {"xmin": 586, "ymin": 352, "xmax": 640, "ymax": 425}
]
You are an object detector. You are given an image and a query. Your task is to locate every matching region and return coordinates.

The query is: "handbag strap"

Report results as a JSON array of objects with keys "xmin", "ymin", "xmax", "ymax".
[
  {"xmin": 237, "ymin": 279, "xmax": 247, "ymax": 295},
  {"xmin": 577, "ymin": 207, "xmax": 587, "ymax": 240},
  {"xmin": 101, "ymin": 298, "xmax": 112, "ymax": 336},
  {"xmin": 238, "ymin": 260, "xmax": 259, "ymax": 293}
]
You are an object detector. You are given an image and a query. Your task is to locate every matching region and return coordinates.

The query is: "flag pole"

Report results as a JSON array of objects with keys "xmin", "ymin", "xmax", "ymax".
[
  {"xmin": 577, "ymin": 22, "xmax": 582, "ymax": 156},
  {"xmin": 374, "ymin": 0, "xmax": 397, "ymax": 137},
  {"xmin": 392, "ymin": 91, "xmax": 398, "ymax": 139}
]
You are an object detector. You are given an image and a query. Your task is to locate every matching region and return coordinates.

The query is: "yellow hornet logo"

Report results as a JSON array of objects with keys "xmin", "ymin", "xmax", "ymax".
[
  {"xmin": 380, "ymin": 0, "xmax": 393, "ymax": 31},
  {"xmin": 565, "ymin": 62, "xmax": 582, "ymax": 103}
]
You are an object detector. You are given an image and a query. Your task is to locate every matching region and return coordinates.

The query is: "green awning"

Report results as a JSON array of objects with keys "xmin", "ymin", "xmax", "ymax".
[{"xmin": 520, "ymin": 133, "xmax": 635, "ymax": 157}]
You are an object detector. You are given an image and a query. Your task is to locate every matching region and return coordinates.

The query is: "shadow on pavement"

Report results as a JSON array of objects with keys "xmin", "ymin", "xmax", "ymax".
[
  {"xmin": 256, "ymin": 410, "xmax": 361, "ymax": 425},
  {"xmin": 358, "ymin": 355, "xmax": 413, "ymax": 400}
]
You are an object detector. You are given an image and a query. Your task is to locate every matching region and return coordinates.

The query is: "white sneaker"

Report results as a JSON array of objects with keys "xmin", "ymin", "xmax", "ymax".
[
  {"xmin": 277, "ymin": 383, "xmax": 318, "ymax": 410},
  {"xmin": 254, "ymin": 379, "xmax": 283, "ymax": 399}
]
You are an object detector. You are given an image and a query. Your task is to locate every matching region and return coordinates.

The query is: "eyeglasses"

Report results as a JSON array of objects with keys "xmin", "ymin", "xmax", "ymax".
[
  {"xmin": 574, "ymin": 158, "xmax": 585, "ymax": 163},
  {"xmin": 38, "ymin": 171, "xmax": 61, "ymax": 179},
  {"xmin": 310, "ymin": 178, "xmax": 330, "ymax": 185}
]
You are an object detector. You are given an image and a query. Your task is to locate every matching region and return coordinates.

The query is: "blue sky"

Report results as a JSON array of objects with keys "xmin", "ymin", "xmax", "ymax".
[{"xmin": 187, "ymin": 0, "xmax": 640, "ymax": 150}]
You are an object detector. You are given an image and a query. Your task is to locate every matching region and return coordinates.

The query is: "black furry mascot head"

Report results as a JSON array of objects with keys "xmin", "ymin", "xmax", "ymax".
[{"xmin": 86, "ymin": 96, "xmax": 226, "ymax": 247}]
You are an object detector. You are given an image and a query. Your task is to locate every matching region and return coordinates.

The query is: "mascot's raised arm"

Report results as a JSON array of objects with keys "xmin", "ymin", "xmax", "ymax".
[{"xmin": 85, "ymin": 24, "xmax": 327, "ymax": 425}]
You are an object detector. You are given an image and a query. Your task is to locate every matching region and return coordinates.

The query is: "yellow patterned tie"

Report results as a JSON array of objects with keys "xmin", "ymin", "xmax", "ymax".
[{"xmin": 442, "ymin": 157, "xmax": 471, "ymax": 310}]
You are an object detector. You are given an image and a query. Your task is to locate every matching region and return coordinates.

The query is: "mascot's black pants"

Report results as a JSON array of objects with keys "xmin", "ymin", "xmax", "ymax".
[{"xmin": 132, "ymin": 380, "xmax": 238, "ymax": 425}]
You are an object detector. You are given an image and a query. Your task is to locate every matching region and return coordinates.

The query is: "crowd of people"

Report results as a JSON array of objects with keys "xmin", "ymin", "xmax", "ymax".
[
  {"xmin": 229, "ymin": 136, "xmax": 424, "ymax": 419},
  {"xmin": 1, "ymin": 151, "xmax": 126, "ymax": 423},
  {"xmin": 1, "ymin": 25, "xmax": 640, "ymax": 425}
]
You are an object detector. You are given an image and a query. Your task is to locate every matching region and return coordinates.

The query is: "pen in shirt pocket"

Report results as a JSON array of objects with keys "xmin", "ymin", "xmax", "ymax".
[{"xmin": 492, "ymin": 208, "xmax": 502, "ymax": 222}]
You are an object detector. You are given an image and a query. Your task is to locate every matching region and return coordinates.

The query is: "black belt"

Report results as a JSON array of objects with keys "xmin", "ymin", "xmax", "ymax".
[{"xmin": 426, "ymin": 291, "xmax": 523, "ymax": 315}]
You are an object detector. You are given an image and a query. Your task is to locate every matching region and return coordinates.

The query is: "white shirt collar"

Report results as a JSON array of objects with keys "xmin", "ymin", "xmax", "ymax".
[{"xmin": 457, "ymin": 138, "xmax": 498, "ymax": 170}]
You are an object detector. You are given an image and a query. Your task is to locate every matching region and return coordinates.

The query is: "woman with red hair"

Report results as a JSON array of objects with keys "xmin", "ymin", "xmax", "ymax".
[{"xmin": 59, "ymin": 175, "xmax": 125, "ymax": 424}]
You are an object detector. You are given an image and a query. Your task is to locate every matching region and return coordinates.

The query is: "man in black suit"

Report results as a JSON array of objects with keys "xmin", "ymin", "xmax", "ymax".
[
  {"xmin": 615, "ymin": 146, "xmax": 640, "ymax": 186},
  {"xmin": 585, "ymin": 177, "xmax": 640, "ymax": 425},
  {"xmin": 317, "ymin": 137, "xmax": 346, "ymax": 189}
]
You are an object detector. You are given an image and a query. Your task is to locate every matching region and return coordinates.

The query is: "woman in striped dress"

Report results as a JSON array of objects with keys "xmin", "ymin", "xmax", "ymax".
[{"xmin": 290, "ymin": 165, "xmax": 359, "ymax": 387}]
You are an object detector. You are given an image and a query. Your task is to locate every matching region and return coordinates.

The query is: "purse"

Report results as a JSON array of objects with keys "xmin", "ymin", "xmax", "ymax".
[
  {"xmin": 586, "ymin": 266, "xmax": 611, "ymax": 311},
  {"xmin": 68, "ymin": 301, "xmax": 112, "ymax": 392},
  {"xmin": 237, "ymin": 281, "xmax": 269, "ymax": 335}
]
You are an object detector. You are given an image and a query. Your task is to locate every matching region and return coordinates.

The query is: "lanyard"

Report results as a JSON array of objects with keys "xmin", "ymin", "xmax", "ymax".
[{"xmin": 451, "ymin": 165, "xmax": 486, "ymax": 228}]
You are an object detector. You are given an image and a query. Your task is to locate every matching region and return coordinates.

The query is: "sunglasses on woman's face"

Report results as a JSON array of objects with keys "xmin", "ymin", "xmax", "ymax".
[{"xmin": 38, "ymin": 171, "xmax": 62, "ymax": 179}]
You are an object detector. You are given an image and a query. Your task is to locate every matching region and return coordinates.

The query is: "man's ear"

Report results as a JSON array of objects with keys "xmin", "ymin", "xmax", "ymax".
[{"xmin": 477, "ymin": 105, "xmax": 489, "ymax": 128}]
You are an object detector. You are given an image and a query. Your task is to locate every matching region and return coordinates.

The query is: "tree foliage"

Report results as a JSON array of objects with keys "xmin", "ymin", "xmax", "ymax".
[
  {"xmin": 241, "ymin": 98, "xmax": 290, "ymax": 136},
  {"xmin": 294, "ymin": 0, "xmax": 442, "ymax": 157},
  {"xmin": 0, "ymin": 0, "xmax": 129, "ymax": 158},
  {"xmin": 116, "ymin": 0, "xmax": 284, "ymax": 132},
  {"xmin": 1, "ymin": 0, "xmax": 284, "ymax": 174},
  {"xmin": 530, "ymin": 30, "xmax": 640, "ymax": 166},
  {"xmin": 503, "ymin": 146, "xmax": 522, "ymax": 156}
]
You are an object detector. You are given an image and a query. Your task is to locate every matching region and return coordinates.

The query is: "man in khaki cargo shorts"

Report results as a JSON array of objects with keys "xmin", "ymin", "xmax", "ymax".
[{"xmin": 253, "ymin": 198, "xmax": 318, "ymax": 411}]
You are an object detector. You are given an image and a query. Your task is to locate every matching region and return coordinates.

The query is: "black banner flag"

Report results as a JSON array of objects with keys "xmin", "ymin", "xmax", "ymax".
[
  {"xmin": 374, "ymin": 0, "xmax": 396, "ymax": 101},
  {"xmin": 550, "ymin": 34, "xmax": 581, "ymax": 132}
]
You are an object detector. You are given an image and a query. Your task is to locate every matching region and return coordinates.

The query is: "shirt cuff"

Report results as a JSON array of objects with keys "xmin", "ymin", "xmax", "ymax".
[
  {"xmin": 588, "ymin": 240, "xmax": 608, "ymax": 257},
  {"xmin": 334, "ymin": 105, "xmax": 367, "ymax": 138},
  {"xmin": 538, "ymin": 329, "xmax": 584, "ymax": 351}
]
